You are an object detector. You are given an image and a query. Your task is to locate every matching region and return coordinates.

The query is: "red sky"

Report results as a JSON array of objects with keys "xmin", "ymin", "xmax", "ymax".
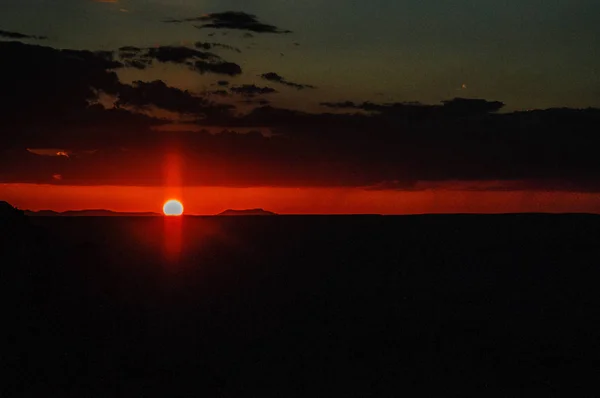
[
  {"xmin": 2, "ymin": 17, "xmax": 600, "ymax": 213},
  {"xmin": 3, "ymin": 184, "xmax": 600, "ymax": 215}
]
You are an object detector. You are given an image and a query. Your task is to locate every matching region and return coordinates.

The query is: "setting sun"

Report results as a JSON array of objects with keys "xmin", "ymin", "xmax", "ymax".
[{"xmin": 163, "ymin": 199, "xmax": 184, "ymax": 216}]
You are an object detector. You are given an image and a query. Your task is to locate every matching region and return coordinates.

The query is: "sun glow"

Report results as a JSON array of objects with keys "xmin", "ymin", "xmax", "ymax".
[{"xmin": 163, "ymin": 199, "xmax": 184, "ymax": 216}]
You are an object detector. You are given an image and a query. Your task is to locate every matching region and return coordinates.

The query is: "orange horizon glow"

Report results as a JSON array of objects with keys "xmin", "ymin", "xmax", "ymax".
[{"xmin": 2, "ymin": 183, "xmax": 600, "ymax": 215}]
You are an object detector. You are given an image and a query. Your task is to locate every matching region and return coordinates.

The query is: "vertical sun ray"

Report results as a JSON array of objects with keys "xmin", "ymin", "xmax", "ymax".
[{"xmin": 162, "ymin": 150, "xmax": 184, "ymax": 261}]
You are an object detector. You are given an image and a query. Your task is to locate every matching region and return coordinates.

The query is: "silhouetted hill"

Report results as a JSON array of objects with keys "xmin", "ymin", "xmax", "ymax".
[
  {"xmin": 218, "ymin": 208, "xmax": 278, "ymax": 216},
  {"xmin": 0, "ymin": 201, "xmax": 25, "ymax": 218},
  {"xmin": 0, "ymin": 201, "xmax": 27, "ymax": 222},
  {"xmin": 25, "ymin": 209, "xmax": 161, "ymax": 217},
  {"xmin": 1, "ymin": 201, "xmax": 37, "ymax": 257}
]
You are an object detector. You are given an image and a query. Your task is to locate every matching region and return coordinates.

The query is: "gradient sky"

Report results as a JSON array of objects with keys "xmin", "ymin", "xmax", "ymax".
[
  {"xmin": 1, "ymin": 0, "xmax": 599, "ymax": 111},
  {"xmin": 2, "ymin": 0, "xmax": 600, "ymax": 214}
]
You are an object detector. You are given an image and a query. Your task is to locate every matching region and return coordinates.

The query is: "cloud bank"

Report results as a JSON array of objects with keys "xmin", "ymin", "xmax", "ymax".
[{"xmin": 1, "ymin": 28, "xmax": 600, "ymax": 192}]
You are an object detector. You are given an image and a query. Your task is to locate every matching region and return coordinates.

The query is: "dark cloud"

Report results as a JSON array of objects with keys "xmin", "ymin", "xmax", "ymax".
[
  {"xmin": 321, "ymin": 101, "xmax": 360, "ymax": 110},
  {"xmin": 118, "ymin": 46, "xmax": 142, "ymax": 53},
  {"xmin": 116, "ymin": 80, "xmax": 235, "ymax": 117},
  {"xmin": 194, "ymin": 60, "xmax": 242, "ymax": 76},
  {"xmin": 0, "ymin": 41, "xmax": 230, "ymax": 151},
  {"xmin": 0, "ymin": 41, "xmax": 122, "ymax": 137},
  {"xmin": 0, "ymin": 41, "xmax": 235, "ymax": 123},
  {"xmin": 117, "ymin": 45, "xmax": 216, "ymax": 65},
  {"xmin": 320, "ymin": 98, "xmax": 504, "ymax": 118},
  {"xmin": 117, "ymin": 46, "xmax": 148, "ymax": 68},
  {"xmin": 217, "ymin": 80, "xmax": 229, "ymax": 86},
  {"xmin": 4, "ymin": 103, "xmax": 600, "ymax": 189},
  {"xmin": 207, "ymin": 89, "xmax": 231, "ymax": 97},
  {"xmin": 320, "ymin": 100, "xmax": 440, "ymax": 114},
  {"xmin": 361, "ymin": 180, "xmax": 419, "ymax": 191},
  {"xmin": 230, "ymin": 84, "xmax": 277, "ymax": 97},
  {"xmin": 122, "ymin": 59, "xmax": 153, "ymax": 70},
  {"xmin": 0, "ymin": 29, "xmax": 47, "ymax": 40},
  {"xmin": 166, "ymin": 11, "xmax": 291, "ymax": 34},
  {"xmin": 147, "ymin": 46, "xmax": 217, "ymax": 63},
  {"xmin": 3, "ymin": 41, "xmax": 600, "ymax": 192},
  {"xmin": 441, "ymin": 98, "xmax": 505, "ymax": 114},
  {"xmin": 260, "ymin": 72, "xmax": 316, "ymax": 90},
  {"xmin": 195, "ymin": 42, "xmax": 241, "ymax": 53},
  {"xmin": 240, "ymin": 99, "xmax": 271, "ymax": 106},
  {"xmin": 116, "ymin": 45, "xmax": 242, "ymax": 76}
]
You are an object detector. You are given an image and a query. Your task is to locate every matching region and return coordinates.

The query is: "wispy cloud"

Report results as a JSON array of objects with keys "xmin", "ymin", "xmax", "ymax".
[
  {"xmin": 165, "ymin": 11, "xmax": 291, "ymax": 34},
  {"xmin": 117, "ymin": 45, "xmax": 243, "ymax": 76},
  {"xmin": 230, "ymin": 84, "xmax": 277, "ymax": 97},
  {"xmin": 0, "ymin": 29, "xmax": 46, "ymax": 40},
  {"xmin": 196, "ymin": 42, "xmax": 241, "ymax": 53},
  {"xmin": 260, "ymin": 72, "xmax": 316, "ymax": 90}
]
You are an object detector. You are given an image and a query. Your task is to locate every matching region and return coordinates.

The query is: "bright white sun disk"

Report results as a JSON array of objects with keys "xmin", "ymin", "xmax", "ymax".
[{"xmin": 163, "ymin": 200, "xmax": 184, "ymax": 216}]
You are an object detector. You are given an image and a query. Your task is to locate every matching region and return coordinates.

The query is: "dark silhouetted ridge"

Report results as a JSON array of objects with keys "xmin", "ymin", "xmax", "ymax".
[
  {"xmin": 218, "ymin": 208, "xmax": 277, "ymax": 216},
  {"xmin": 25, "ymin": 209, "xmax": 161, "ymax": 217},
  {"xmin": 0, "ymin": 201, "xmax": 25, "ymax": 218}
]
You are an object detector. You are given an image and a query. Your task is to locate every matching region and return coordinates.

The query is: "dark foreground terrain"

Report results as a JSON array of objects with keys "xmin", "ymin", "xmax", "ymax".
[{"xmin": 3, "ymin": 214, "xmax": 600, "ymax": 397}]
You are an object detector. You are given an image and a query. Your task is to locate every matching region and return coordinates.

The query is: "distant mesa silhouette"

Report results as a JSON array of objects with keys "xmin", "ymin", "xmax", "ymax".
[
  {"xmin": 24, "ymin": 209, "xmax": 161, "ymax": 217},
  {"xmin": 24, "ymin": 210, "xmax": 60, "ymax": 217},
  {"xmin": 218, "ymin": 208, "xmax": 278, "ymax": 216}
]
